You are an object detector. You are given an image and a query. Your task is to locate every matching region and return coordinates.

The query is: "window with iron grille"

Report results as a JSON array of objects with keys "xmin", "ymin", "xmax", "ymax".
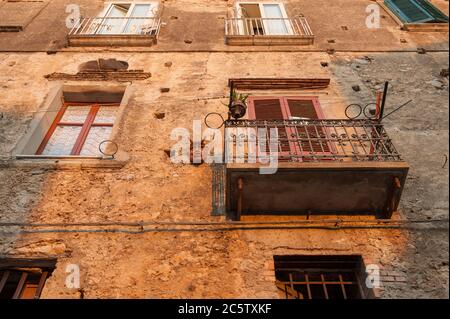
[
  {"xmin": 0, "ymin": 259, "xmax": 56, "ymax": 299},
  {"xmin": 274, "ymin": 255, "xmax": 373, "ymax": 299}
]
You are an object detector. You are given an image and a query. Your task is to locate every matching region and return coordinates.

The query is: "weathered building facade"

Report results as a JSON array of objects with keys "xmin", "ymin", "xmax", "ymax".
[{"xmin": 0, "ymin": 0, "xmax": 448, "ymax": 299}]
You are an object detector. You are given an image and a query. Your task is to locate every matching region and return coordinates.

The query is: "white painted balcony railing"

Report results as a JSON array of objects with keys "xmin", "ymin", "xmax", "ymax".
[
  {"xmin": 69, "ymin": 16, "xmax": 161, "ymax": 37},
  {"xmin": 225, "ymin": 16, "xmax": 313, "ymax": 38}
]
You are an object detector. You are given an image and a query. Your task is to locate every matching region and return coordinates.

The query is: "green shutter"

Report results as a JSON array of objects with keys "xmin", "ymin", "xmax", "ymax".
[
  {"xmin": 416, "ymin": 0, "xmax": 449, "ymax": 22},
  {"xmin": 384, "ymin": 0, "xmax": 434, "ymax": 23},
  {"xmin": 384, "ymin": 0, "xmax": 449, "ymax": 23}
]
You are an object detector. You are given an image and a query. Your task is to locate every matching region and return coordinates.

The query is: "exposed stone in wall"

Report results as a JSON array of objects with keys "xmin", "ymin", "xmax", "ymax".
[
  {"xmin": 79, "ymin": 59, "xmax": 129, "ymax": 72},
  {"xmin": 44, "ymin": 70, "xmax": 151, "ymax": 82},
  {"xmin": 7, "ymin": 239, "xmax": 71, "ymax": 257}
]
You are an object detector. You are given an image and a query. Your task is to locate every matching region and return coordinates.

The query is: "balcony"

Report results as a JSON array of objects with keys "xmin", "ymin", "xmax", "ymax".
[
  {"xmin": 68, "ymin": 16, "xmax": 161, "ymax": 47},
  {"xmin": 225, "ymin": 16, "xmax": 314, "ymax": 46},
  {"xmin": 224, "ymin": 119, "xmax": 403, "ymax": 163},
  {"xmin": 220, "ymin": 119, "xmax": 409, "ymax": 220}
]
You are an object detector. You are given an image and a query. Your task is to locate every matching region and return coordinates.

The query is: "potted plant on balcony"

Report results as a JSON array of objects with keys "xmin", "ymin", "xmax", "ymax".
[{"xmin": 229, "ymin": 89, "xmax": 249, "ymax": 119}]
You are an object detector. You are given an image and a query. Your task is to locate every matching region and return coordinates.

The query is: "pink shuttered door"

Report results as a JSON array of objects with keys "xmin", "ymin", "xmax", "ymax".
[
  {"xmin": 248, "ymin": 96, "xmax": 332, "ymax": 162},
  {"xmin": 247, "ymin": 97, "xmax": 296, "ymax": 160},
  {"xmin": 283, "ymin": 97, "xmax": 332, "ymax": 159}
]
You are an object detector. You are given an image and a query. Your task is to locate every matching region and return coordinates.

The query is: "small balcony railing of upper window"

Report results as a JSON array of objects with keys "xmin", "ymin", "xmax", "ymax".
[
  {"xmin": 69, "ymin": 16, "xmax": 161, "ymax": 37},
  {"xmin": 68, "ymin": 16, "xmax": 161, "ymax": 46},
  {"xmin": 225, "ymin": 15, "xmax": 314, "ymax": 45}
]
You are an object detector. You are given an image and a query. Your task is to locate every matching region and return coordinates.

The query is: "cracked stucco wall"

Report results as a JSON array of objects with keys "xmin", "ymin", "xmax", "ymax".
[
  {"xmin": 0, "ymin": 0, "xmax": 448, "ymax": 299},
  {"xmin": 0, "ymin": 50, "xmax": 447, "ymax": 298}
]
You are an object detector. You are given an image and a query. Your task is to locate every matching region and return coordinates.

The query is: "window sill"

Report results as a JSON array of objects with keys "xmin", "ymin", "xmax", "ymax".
[
  {"xmin": 67, "ymin": 34, "xmax": 158, "ymax": 47},
  {"xmin": 10, "ymin": 153, "xmax": 129, "ymax": 170},
  {"xmin": 225, "ymin": 35, "xmax": 314, "ymax": 46},
  {"xmin": 401, "ymin": 22, "xmax": 448, "ymax": 32}
]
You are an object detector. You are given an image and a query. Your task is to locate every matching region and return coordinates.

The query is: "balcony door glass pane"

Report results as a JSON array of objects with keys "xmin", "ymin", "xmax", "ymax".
[
  {"xmin": 123, "ymin": 4, "xmax": 152, "ymax": 34},
  {"xmin": 98, "ymin": 4, "xmax": 130, "ymax": 35},
  {"xmin": 262, "ymin": 4, "xmax": 288, "ymax": 35}
]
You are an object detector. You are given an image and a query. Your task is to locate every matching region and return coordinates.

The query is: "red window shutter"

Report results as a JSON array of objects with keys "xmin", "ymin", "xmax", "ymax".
[
  {"xmin": 248, "ymin": 97, "xmax": 291, "ymax": 155},
  {"xmin": 247, "ymin": 96, "xmax": 332, "ymax": 161},
  {"xmin": 286, "ymin": 99, "xmax": 319, "ymax": 119},
  {"xmin": 252, "ymin": 99, "xmax": 285, "ymax": 119},
  {"xmin": 284, "ymin": 98, "xmax": 330, "ymax": 154}
]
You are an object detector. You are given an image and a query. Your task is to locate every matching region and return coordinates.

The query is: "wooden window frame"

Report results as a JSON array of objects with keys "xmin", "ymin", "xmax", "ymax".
[
  {"xmin": 0, "ymin": 259, "xmax": 55, "ymax": 300},
  {"xmin": 235, "ymin": 2, "xmax": 294, "ymax": 35},
  {"xmin": 36, "ymin": 102, "xmax": 118, "ymax": 156},
  {"xmin": 101, "ymin": 1, "xmax": 159, "ymax": 17},
  {"xmin": 1, "ymin": 270, "xmax": 49, "ymax": 299},
  {"xmin": 236, "ymin": 2, "xmax": 290, "ymax": 19},
  {"xmin": 274, "ymin": 255, "xmax": 370, "ymax": 299},
  {"xmin": 247, "ymin": 96, "xmax": 334, "ymax": 161}
]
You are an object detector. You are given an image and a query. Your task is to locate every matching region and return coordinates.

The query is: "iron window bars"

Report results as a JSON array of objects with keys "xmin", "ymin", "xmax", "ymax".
[
  {"xmin": 274, "ymin": 255, "xmax": 371, "ymax": 299},
  {"xmin": 0, "ymin": 259, "xmax": 55, "ymax": 299}
]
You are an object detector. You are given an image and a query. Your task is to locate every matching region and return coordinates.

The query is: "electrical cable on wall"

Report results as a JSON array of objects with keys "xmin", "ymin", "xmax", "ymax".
[
  {"xmin": 0, "ymin": 222, "xmax": 447, "ymax": 235},
  {"xmin": 0, "ymin": 218, "xmax": 447, "ymax": 230}
]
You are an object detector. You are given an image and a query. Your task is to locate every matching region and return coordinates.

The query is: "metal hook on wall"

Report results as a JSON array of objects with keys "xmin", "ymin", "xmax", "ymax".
[
  {"xmin": 99, "ymin": 140, "xmax": 119, "ymax": 159},
  {"xmin": 204, "ymin": 112, "xmax": 225, "ymax": 129}
]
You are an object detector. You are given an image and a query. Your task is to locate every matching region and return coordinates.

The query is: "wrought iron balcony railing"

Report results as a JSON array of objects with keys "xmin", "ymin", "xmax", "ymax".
[
  {"xmin": 225, "ymin": 16, "xmax": 314, "ymax": 38},
  {"xmin": 224, "ymin": 119, "xmax": 403, "ymax": 162},
  {"xmin": 68, "ymin": 16, "xmax": 161, "ymax": 37}
]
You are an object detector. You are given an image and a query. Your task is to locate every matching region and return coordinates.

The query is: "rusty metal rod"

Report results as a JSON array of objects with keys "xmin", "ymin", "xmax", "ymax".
[{"xmin": 378, "ymin": 81, "xmax": 389, "ymax": 121}]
